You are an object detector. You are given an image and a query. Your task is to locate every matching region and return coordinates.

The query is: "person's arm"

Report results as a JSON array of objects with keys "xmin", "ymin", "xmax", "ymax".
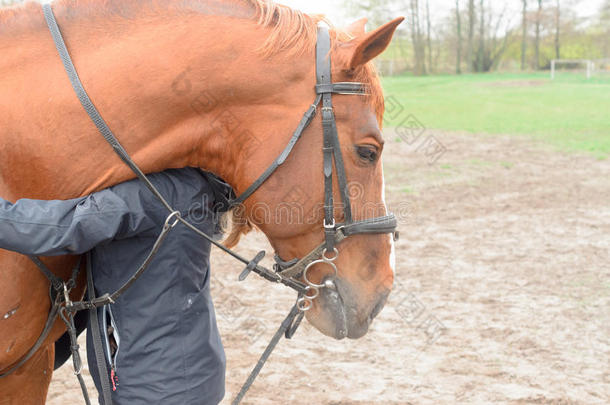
[{"xmin": 0, "ymin": 189, "xmax": 155, "ymax": 256}]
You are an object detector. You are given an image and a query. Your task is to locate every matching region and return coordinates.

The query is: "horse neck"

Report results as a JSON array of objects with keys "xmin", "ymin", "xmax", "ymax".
[{"xmin": 0, "ymin": 5, "xmax": 313, "ymax": 199}]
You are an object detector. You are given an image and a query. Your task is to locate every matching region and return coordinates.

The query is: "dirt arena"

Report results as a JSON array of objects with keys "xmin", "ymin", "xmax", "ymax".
[{"xmin": 48, "ymin": 130, "xmax": 610, "ymax": 404}]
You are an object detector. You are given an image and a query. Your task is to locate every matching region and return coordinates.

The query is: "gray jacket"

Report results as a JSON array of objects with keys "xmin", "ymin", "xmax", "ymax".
[{"xmin": 0, "ymin": 168, "xmax": 226, "ymax": 404}]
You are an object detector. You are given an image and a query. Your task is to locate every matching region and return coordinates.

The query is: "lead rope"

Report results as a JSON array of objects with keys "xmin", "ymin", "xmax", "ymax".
[
  {"xmin": 232, "ymin": 304, "xmax": 304, "ymax": 405},
  {"xmin": 58, "ymin": 304, "xmax": 91, "ymax": 405}
]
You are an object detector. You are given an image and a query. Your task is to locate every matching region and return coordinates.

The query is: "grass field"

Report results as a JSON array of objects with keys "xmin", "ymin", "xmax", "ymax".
[{"xmin": 381, "ymin": 72, "xmax": 610, "ymax": 158}]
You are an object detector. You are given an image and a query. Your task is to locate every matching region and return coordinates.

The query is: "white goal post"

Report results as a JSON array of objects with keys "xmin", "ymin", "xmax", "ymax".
[{"xmin": 551, "ymin": 59, "xmax": 594, "ymax": 80}]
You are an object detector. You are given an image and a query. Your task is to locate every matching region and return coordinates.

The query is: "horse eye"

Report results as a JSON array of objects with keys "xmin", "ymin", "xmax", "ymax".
[{"xmin": 356, "ymin": 146, "xmax": 379, "ymax": 163}]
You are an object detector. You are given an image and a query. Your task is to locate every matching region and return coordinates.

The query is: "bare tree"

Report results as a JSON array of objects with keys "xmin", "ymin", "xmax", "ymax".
[
  {"xmin": 476, "ymin": 0, "xmax": 485, "ymax": 72},
  {"xmin": 486, "ymin": 3, "xmax": 514, "ymax": 71},
  {"xmin": 470, "ymin": 0, "xmax": 513, "ymax": 72},
  {"xmin": 467, "ymin": 0, "xmax": 475, "ymax": 71},
  {"xmin": 534, "ymin": 0, "xmax": 542, "ymax": 69},
  {"xmin": 554, "ymin": 0, "xmax": 561, "ymax": 59},
  {"xmin": 521, "ymin": 0, "xmax": 528, "ymax": 70},
  {"xmin": 410, "ymin": 0, "xmax": 427, "ymax": 75},
  {"xmin": 600, "ymin": 0, "xmax": 610, "ymax": 58},
  {"xmin": 456, "ymin": 0, "xmax": 462, "ymax": 74},
  {"xmin": 426, "ymin": 0, "xmax": 433, "ymax": 73}
]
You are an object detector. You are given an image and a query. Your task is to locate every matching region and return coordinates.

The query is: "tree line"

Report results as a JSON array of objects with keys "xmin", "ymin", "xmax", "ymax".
[{"xmin": 344, "ymin": 0, "xmax": 610, "ymax": 75}]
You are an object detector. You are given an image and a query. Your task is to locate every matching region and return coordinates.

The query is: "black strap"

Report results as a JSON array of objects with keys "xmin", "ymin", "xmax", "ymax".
[
  {"xmin": 28, "ymin": 255, "xmax": 64, "ymax": 292},
  {"xmin": 230, "ymin": 97, "xmax": 321, "ymax": 206},
  {"xmin": 317, "ymin": 27, "xmax": 336, "ymax": 251},
  {"xmin": 87, "ymin": 253, "xmax": 114, "ymax": 405},
  {"xmin": 232, "ymin": 304, "xmax": 302, "ymax": 405},
  {"xmin": 340, "ymin": 214, "xmax": 398, "ymax": 236},
  {"xmin": 276, "ymin": 214, "xmax": 397, "ymax": 279},
  {"xmin": 42, "ymin": 4, "xmax": 174, "ymax": 214},
  {"xmin": 315, "ymin": 82, "xmax": 367, "ymax": 95},
  {"xmin": 65, "ymin": 212, "xmax": 179, "ymax": 313},
  {"xmin": 317, "ymin": 27, "xmax": 354, "ymax": 227},
  {"xmin": 58, "ymin": 306, "xmax": 91, "ymax": 405},
  {"xmin": 329, "ymin": 115, "xmax": 353, "ymax": 224}
]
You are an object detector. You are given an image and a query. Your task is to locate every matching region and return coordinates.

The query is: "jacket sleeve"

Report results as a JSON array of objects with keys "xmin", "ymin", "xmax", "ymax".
[{"xmin": 0, "ymin": 189, "xmax": 156, "ymax": 256}]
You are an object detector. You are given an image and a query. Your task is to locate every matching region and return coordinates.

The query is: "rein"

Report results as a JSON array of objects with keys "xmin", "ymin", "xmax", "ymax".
[{"xmin": 0, "ymin": 4, "xmax": 397, "ymax": 404}]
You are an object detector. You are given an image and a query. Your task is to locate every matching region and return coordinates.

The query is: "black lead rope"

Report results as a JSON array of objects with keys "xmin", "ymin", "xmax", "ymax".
[
  {"xmin": 58, "ymin": 306, "xmax": 91, "ymax": 405},
  {"xmin": 232, "ymin": 304, "xmax": 304, "ymax": 405}
]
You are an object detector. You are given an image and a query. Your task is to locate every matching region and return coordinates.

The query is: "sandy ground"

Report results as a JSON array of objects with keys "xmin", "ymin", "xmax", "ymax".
[{"xmin": 47, "ymin": 130, "xmax": 610, "ymax": 404}]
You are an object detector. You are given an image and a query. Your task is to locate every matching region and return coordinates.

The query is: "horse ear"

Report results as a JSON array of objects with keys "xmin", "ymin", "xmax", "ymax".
[
  {"xmin": 345, "ymin": 18, "xmax": 368, "ymax": 38},
  {"xmin": 347, "ymin": 17, "xmax": 404, "ymax": 69}
]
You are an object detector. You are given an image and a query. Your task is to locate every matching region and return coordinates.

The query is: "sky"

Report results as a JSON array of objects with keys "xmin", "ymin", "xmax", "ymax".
[{"xmin": 279, "ymin": 0, "xmax": 606, "ymax": 27}]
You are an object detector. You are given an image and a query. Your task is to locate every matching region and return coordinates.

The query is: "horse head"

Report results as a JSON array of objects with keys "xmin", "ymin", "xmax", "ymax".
[{"xmin": 223, "ymin": 14, "xmax": 404, "ymax": 340}]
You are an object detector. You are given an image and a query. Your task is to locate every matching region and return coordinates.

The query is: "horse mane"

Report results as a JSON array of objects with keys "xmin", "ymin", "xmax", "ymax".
[{"xmin": 247, "ymin": 0, "xmax": 322, "ymax": 56}]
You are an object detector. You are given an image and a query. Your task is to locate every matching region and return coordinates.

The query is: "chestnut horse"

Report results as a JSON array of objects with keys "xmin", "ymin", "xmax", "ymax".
[{"xmin": 0, "ymin": 0, "xmax": 402, "ymax": 402}]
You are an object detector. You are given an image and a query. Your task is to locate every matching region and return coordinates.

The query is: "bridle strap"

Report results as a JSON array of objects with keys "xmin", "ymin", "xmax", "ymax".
[
  {"xmin": 317, "ymin": 26, "xmax": 370, "ymax": 251},
  {"xmin": 318, "ymin": 47, "xmax": 336, "ymax": 251},
  {"xmin": 315, "ymin": 82, "xmax": 368, "ymax": 95},
  {"xmin": 317, "ymin": 27, "xmax": 341, "ymax": 251},
  {"xmin": 341, "ymin": 215, "xmax": 398, "ymax": 236},
  {"xmin": 230, "ymin": 95, "xmax": 321, "ymax": 207}
]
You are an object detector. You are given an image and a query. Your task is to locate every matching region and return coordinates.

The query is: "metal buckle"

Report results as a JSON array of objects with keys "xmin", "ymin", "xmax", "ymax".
[
  {"xmin": 323, "ymin": 218, "xmax": 336, "ymax": 229},
  {"xmin": 63, "ymin": 283, "xmax": 72, "ymax": 307}
]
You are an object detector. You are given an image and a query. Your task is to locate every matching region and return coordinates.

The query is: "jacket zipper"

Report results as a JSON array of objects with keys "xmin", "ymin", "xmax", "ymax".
[{"xmin": 102, "ymin": 305, "xmax": 121, "ymax": 391}]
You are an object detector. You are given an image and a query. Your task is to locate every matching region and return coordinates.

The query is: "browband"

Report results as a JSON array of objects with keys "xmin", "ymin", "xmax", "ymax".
[{"xmin": 315, "ymin": 82, "xmax": 368, "ymax": 95}]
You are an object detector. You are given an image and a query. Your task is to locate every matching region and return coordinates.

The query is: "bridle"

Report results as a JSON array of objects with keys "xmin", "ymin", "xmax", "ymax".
[
  {"xmin": 0, "ymin": 4, "xmax": 397, "ymax": 404},
  {"xmin": 232, "ymin": 26, "xmax": 398, "ymax": 311}
]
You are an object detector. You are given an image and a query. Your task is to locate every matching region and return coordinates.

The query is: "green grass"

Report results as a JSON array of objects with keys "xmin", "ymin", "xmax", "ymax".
[{"xmin": 382, "ymin": 72, "xmax": 610, "ymax": 158}]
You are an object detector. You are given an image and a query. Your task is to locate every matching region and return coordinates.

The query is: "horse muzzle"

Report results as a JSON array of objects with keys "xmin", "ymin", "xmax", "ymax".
[{"xmin": 313, "ymin": 277, "xmax": 390, "ymax": 340}]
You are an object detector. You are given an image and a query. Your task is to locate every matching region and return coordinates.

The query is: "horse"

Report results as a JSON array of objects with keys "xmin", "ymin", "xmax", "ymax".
[{"xmin": 0, "ymin": 0, "xmax": 403, "ymax": 402}]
